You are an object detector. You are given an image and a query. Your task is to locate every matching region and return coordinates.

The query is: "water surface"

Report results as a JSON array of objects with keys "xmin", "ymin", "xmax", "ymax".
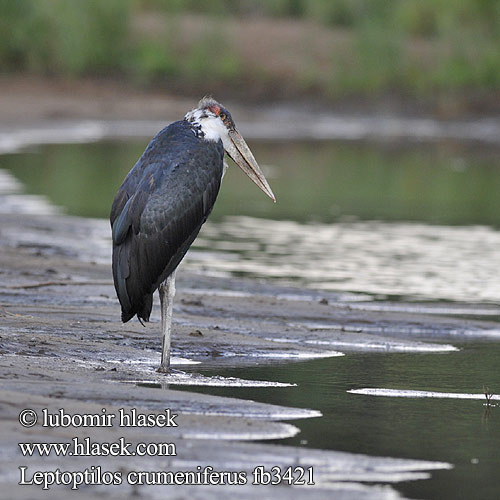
[
  {"xmin": 2, "ymin": 139, "xmax": 500, "ymax": 302},
  {"xmin": 181, "ymin": 343, "xmax": 500, "ymax": 499},
  {"xmin": 2, "ymin": 139, "xmax": 500, "ymax": 225}
]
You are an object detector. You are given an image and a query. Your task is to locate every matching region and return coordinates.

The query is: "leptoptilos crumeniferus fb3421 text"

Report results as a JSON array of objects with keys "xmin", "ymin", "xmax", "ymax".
[{"xmin": 110, "ymin": 97, "xmax": 276, "ymax": 372}]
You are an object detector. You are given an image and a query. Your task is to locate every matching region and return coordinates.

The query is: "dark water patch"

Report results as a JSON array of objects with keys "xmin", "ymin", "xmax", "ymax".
[{"xmin": 176, "ymin": 342, "xmax": 500, "ymax": 499}]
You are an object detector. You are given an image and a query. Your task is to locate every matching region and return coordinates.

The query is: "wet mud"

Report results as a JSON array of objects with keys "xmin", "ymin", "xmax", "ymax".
[{"xmin": 3, "ymin": 210, "xmax": 498, "ymax": 498}]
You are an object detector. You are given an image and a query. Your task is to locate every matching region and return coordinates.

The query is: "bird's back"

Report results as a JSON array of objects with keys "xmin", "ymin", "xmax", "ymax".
[{"xmin": 111, "ymin": 120, "xmax": 224, "ymax": 322}]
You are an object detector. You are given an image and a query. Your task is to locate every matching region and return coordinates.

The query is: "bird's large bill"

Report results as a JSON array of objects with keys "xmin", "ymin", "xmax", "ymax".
[{"xmin": 227, "ymin": 130, "xmax": 276, "ymax": 202}]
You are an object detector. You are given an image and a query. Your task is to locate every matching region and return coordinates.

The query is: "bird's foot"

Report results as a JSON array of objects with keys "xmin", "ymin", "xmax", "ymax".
[{"xmin": 156, "ymin": 366, "xmax": 185, "ymax": 376}]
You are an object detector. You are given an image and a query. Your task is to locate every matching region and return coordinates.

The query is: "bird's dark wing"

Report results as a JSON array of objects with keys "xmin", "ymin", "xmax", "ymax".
[{"xmin": 111, "ymin": 120, "xmax": 224, "ymax": 322}]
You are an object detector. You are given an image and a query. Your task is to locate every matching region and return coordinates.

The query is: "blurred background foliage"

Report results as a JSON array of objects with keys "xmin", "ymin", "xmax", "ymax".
[{"xmin": 1, "ymin": 0, "xmax": 500, "ymax": 106}]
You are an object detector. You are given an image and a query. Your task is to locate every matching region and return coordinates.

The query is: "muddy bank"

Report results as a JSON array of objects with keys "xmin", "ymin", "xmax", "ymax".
[
  {"xmin": 4, "ymin": 202, "xmax": 500, "ymax": 498},
  {"xmin": 3, "ymin": 76, "xmax": 500, "ymax": 150}
]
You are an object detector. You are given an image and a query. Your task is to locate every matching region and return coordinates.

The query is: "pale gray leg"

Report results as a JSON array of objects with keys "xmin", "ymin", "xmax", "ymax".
[{"xmin": 158, "ymin": 270, "xmax": 176, "ymax": 373}]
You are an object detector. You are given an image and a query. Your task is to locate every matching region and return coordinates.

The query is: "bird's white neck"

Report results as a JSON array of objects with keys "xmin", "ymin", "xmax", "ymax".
[{"xmin": 184, "ymin": 109, "xmax": 231, "ymax": 146}]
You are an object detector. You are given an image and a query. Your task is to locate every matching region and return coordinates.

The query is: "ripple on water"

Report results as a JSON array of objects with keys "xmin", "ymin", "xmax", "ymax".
[{"xmin": 188, "ymin": 216, "xmax": 500, "ymax": 304}]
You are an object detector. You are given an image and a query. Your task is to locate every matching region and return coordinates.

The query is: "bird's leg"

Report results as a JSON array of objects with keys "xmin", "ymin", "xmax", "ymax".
[{"xmin": 158, "ymin": 270, "xmax": 176, "ymax": 373}]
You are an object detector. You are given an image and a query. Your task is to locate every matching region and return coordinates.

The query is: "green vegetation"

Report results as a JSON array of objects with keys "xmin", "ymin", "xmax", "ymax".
[
  {"xmin": 1, "ymin": 0, "xmax": 500, "ymax": 103},
  {"xmin": 0, "ymin": 0, "xmax": 130, "ymax": 74}
]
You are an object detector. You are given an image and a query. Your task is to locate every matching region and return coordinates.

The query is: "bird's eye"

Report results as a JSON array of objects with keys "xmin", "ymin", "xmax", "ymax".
[{"xmin": 219, "ymin": 112, "xmax": 226, "ymax": 121}]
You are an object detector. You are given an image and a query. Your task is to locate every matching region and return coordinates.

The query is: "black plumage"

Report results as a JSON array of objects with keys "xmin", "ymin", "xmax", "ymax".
[
  {"xmin": 110, "ymin": 97, "xmax": 275, "ymax": 372},
  {"xmin": 110, "ymin": 119, "xmax": 224, "ymax": 323}
]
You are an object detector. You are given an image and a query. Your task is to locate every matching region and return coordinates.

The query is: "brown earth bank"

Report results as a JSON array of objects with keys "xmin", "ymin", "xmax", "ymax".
[{"xmin": 2, "ymin": 74, "xmax": 500, "ymax": 129}]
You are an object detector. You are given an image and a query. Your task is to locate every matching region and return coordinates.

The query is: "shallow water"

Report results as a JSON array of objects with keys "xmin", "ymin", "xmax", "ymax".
[
  {"xmin": 180, "ymin": 343, "xmax": 500, "ymax": 499},
  {"xmin": 2, "ymin": 135, "xmax": 500, "ymax": 497}
]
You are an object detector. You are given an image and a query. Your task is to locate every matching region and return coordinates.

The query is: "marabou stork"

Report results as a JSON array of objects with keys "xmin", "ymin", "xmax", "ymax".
[{"xmin": 110, "ymin": 97, "xmax": 275, "ymax": 372}]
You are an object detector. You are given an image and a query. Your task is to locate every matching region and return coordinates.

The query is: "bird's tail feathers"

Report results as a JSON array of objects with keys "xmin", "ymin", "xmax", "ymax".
[{"xmin": 120, "ymin": 293, "xmax": 153, "ymax": 324}]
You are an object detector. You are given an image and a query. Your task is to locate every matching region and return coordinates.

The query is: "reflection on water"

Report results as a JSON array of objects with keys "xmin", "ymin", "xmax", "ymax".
[
  {"xmin": 190, "ymin": 216, "xmax": 500, "ymax": 303},
  {"xmin": 3, "ymin": 139, "xmax": 500, "ymax": 225}
]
